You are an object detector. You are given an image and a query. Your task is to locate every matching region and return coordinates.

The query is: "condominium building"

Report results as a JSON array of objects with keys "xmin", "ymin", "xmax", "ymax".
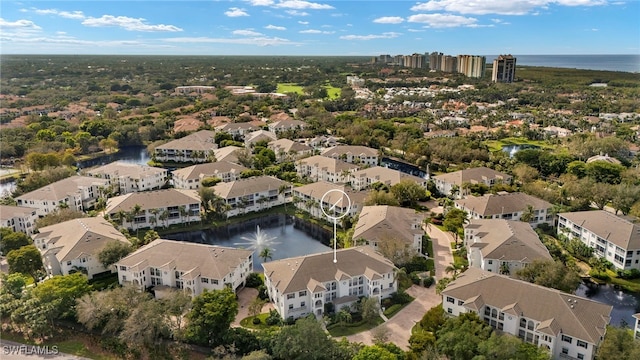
[
  {"xmin": 295, "ymin": 155, "xmax": 359, "ymax": 184},
  {"xmin": 211, "ymin": 176, "xmax": 291, "ymax": 217},
  {"xmin": 154, "ymin": 130, "xmax": 217, "ymax": 163},
  {"xmin": 268, "ymin": 139, "xmax": 313, "ymax": 162},
  {"xmin": 0, "ymin": 205, "xmax": 38, "ymax": 235},
  {"xmin": 433, "ymin": 167, "xmax": 512, "ymax": 199},
  {"xmin": 16, "ymin": 176, "xmax": 109, "ymax": 216},
  {"xmin": 457, "ymin": 55, "xmax": 486, "ymax": 78},
  {"xmin": 171, "ymin": 161, "xmax": 247, "ymax": 190},
  {"xmin": 292, "ymin": 181, "xmax": 366, "ymax": 220},
  {"xmin": 464, "ymin": 219, "xmax": 552, "ymax": 275},
  {"xmin": 492, "ymin": 55, "xmax": 517, "ymax": 83},
  {"xmin": 429, "ymin": 52, "xmax": 443, "ymax": 71},
  {"xmin": 116, "ymin": 239, "xmax": 253, "ymax": 297},
  {"xmin": 353, "ymin": 205, "xmax": 425, "ymax": 253},
  {"xmin": 263, "ymin": 246, "xmax": 397, "ymax": 320},
  {"xmin": 321, "ymin": 145, "xmax": 379, "ymax": 166},
  {"xmin": 455, "ymin": 192, "xmax": 553, "ymax": 227},
  {"xmin": 557, "ymin": 210, "xmax": 640, "ymax": 270},
  {"xmin": 350, "ymin": 166, "xmax": 427, "ymax": 191},
  {"xmin": 85, "ymin": 161, "xmax": 167, "ymax": 194},
  {"xmin": 442, "ymin": 268, "xmax": 612, "ymax": 360},
  {"xmin": 33, "ymin": 217, "xmax": 130, "ymax": 279}
]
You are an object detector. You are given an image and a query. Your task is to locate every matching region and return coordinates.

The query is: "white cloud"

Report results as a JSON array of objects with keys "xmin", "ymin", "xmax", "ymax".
[
  {"xmin": 340, "ymin": 32, "xmax": 401, "ymax": 40},
  {"xmin": 0, "ymin": 18, "xmax": 42, "ymax": 29},
  {"xmin": 286, "ymin": 10, "xmax": 310, "ymax": 16},
  {"xmin": 274, "ymin": 1, "xmax": 334, "ymax": 10},
  {"xmin": 225, "ymin": 7, "xmax": 250, "ymax": 17},
  {"xmin": 246, "ymin": 0, "xmax": 275, "ymax": 5},
  {"xmin": 265, "ymin": 24, "xmax": 286, "ymax": 30},
  {"xmin": 373, "ymin": 16, "xmax": 404, "ymax": 24},
  {"xmin": 298, "ymin": 21, "xmax": 309, "ymax": 24},
  {"xmin": 233, "ymin": 29, "xmax": 264, "ymax": 36},
  {"xmin": 299, "ymin": 29, "xmax": 334, "ymax": 34},
  {"xmin": 408, "ymin": 13, "xmax": 478, "ymax": 28},
  {"xmin": 163, "ymin": 36, "xmax": 299, "ymax": 46},
  {"xmin": 82, "ymin": 15, "xmax": 183, "ymax": 32},
  {"xmin": 33, "ymin": 8, "xmax": 86, "ymax": 19},
  {"xmin": 410, "ymin": 0, "xmax": 607, "ymax": 16},
  {"xmin": 407, "ymin": 28, "xmax": 425, "ymax": 32}
]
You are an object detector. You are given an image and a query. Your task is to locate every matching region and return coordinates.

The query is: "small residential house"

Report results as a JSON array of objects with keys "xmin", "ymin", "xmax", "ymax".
[
  {"xmin": 85, "ymin": 161, "xmax": 167, "ymax": 194},
  {"xmin": 33, "ymin": 217, "xmax": 130, "ymax": 279},
  {"xmin": 455, "ymin": 192, "xmax": 553, "ymax": 227},
  {"xmin": 464, "ymin": 219, "xmax": 552, "ymax": 275},
  {"xmin": 352, "ymin": 205, "xmax": 425, "ymax": 254},
  {"xmin": 321, "ymin": 145, "xmax": 379, "ymax": 166},
  {"xmin": 433, "ymin": 167, "xmax": 512, "ymax": 198},
  {"xmin": 154, "ymin": 130, "xmax": 217, "ymax": 163},
  {"xmin": 295, "ymin": 155, "xmax": 359, "ymax": 183},
  {"xmin": 212, "ymin": 176, "xmax": 291, "ymax": 218},
  {"xmin": 292, "ymin": 181, "xmax": 366, "ymax": 220},
  {"xmin": 262, "ymin": 246, "xmax": 397, "ymax": 320},
  {"xmin": 557, "ymin": 210, "xmax": 640, "ymax": 270},
  {"xmin": 105, "ymin": 189, "xmax": 201, "ymax": 230},
  {"xmin": 268, "ymin": 138, "xmax": 313, "ymax": 162},
  {"xmin": 0, "ymin": 205, "xmax": 38, "ymax": 235},
  {"xmin": 442, "ymin": 267, "xmax": 612, "ymax": 360},
  {"xmin": 350, "ymin": 166, "xmax": 427, "ymax": 191},
  {"xmin": 16, "ymin": 176, "xmax": 109, "ymax": 216},
  {"xmin": 172, "ymin": 161, "xmax": 248, "ymax": 190},
  {"xmin": 116, "ymin": 239, "xmax": 253, "ymax": 297}
]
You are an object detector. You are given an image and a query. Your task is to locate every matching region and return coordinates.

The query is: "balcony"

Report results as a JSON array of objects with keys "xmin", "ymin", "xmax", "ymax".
[{"xmin": 559, "ymin": 354, "xmax": 580, "ymax": 360}]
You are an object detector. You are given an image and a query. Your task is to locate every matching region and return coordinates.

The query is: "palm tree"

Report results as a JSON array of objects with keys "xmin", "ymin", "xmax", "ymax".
[
  {"xmin": 499, "ymin": 262, "xmax": 511, "ymax": 275},
  {"xmin": 445, "ymin": 262, "xmax": 464, "ymax": 277},
  {"xmin": 520, "ymin": 204, "xmax": 535, "ymax": 223},
  {"xmin": 149, "ymin": 209, "xmax": 160, "ymax": 228},
  {"xmin": 132, "ymin": 204, "xmax": 143, "ymax": 236},
  {"xmin": 278, "ymin": 184, "xmax": 290, "ymax": 212},
  {"xmin": 259, "ymin": 247, "xmax": 274, "ymax": 263},
  {"xmin": 159, "ymin": 210, "xmax": 169, "ymax": 229},
  {"xmin": 179, "ymin": 205, "xmax": 188, "ymax": 226}
]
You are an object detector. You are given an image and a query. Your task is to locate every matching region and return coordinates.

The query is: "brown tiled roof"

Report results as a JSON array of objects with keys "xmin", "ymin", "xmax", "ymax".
[
  {"xmin": 0, "ymin": 205, "xmax": 37, "ymax": 220},
  {"xmin": 434, "ymin": 167, "xmax": 511, "ymax": 186},
  {"xmin": 262, "ymin": 246, "xmax": 396, "ymax": 294},
  {"xmin": 297, "ymin": 155, "xmax": 359, "ymax": 173},
  {"xmin": 322, "ymin": 145, "xmax": 378, "ymax": 158},
  {"xmin": 86, "ymin": 161, "xmax": 166, "ymax": 180},
  {"xmin": 352, "ymin": 166, "xmax": 425, "ymax": 185},
  {"xmin": 16, "ymin": 176, "xmax": 109, "ymax": 202},
  {"xmin": 455, "ymin": 192, "xmax": 552, "ymax": 216},
  {"xmin": 465, "ymin": 219, "xmax": 552, "ymax": 262},
  {"xmin": 353, "ymin": 205, "xmax": 424, "ymax": 245},
  {"xmin": 559, "ymin": 210, "xmax": 640, "ymax": 250},
  {"xmin": 156, "ymin": 130, "xmax": 217, "ymax": 151},
  {"xmin": 171, "ymin": 161, "xmax": 248, "ymax": 181},
  {"xmin": 212, "ymin": 176, "xmax": 288, "ymax": 199},
  {"xmin": 443, "ymin": 267, "xmax": 611, "ymax": 344},
  {"xmin": 105, "ymin": 189, "xmax": 200, "ymax": 214},
  {"xmin": 293, "ymin": 181, "xmax": 367, "ymax": 209},
  {"xmin": 117, "ymin": 239, "xmax": 252, "ymax": 280}
]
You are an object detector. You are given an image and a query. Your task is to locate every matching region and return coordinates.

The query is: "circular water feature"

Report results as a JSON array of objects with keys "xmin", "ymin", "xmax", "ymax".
[
  {"xmin": 502, "ymin": 144, "xmax": 540, "ymax": 158},
  {"xmin": 575, "ymin": 282, "xmax": 640, "ymax": 327}
]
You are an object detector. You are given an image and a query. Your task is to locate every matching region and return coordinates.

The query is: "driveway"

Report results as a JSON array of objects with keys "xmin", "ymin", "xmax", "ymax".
[
  {"xmin": 424, "ymin": 224, "xmax": 455, "ymax": 281},
  {"xmin": 232, "ymin": 287, "xmax": 274, "ymax": 327},
  {"xmin": 344, "ymin": 285, "xmax": 441, "ymax": 350}
]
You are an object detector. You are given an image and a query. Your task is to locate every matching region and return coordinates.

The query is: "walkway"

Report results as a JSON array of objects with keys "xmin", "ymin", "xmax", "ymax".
[
  {"xmin": 344, "ymin": 285, "xmax": 440, "ymax": 350},
  {"xmin": 231, "ymin": 287, "xmax": 274, "ymax": 328},
  {"xmin": 424, "ymin": 224, "xmax": 455, "ymax": 281}
]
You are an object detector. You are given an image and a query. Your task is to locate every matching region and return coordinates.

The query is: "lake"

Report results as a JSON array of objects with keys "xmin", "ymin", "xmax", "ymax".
[
  {"xmin": 163, "ymin": 214, "xmax": 332, "ymax": 270},
  {"xmin": 576, "ymin": 282, "xmax": 640, "ymax": 327}
]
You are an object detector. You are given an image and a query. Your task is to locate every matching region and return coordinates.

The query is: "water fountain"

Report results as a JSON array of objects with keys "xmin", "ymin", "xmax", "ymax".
[{"xmin": 234, "ymin": 225, "xmax": 281, "ymax": 250}]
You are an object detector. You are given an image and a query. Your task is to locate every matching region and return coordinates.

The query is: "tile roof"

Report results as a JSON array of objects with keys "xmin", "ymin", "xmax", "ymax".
[
  {"xmin": 268, "ymin": 138, "xmax": 312, "ymax": 154},
  {"xmin": 559, "ymin": 210, "xmax": 640, "ymax": 250},
  {"xmin": 443, "ymin": 267, "xmax": 611, "ymax": 344},
  {"xmin": 105, "ymin": 189, "xmax": 200, "ymax": 213},
  {"xmin": 117, "ymin": 239, "xmax": 252, "ymax": 280},
  {"xmin": 353, "ymin": 205, "xmax": 425, "ymax": 245},
  {"xmin": 34, "ymin": 217, "xmax": 129, "ymax": 262},
  {"xmin": 0, "ymin": 205, "xmax": 37, "ymax": 220},
  {"xmin": 16, "ymin": 175, "xmax": 109, "ymax": 202},
  {"xmin": 465, "ymin": 219, "xmax": 552, "ymax": 262},
  {"xmin": 171, "ymin": 161, "xmax": 248, "ymax": 181},
  {"xmin": 434, "ymin": 167, "xmax": 511, "ymax": 186},
  {"xmin": 156, "ymin": 130, "xmax": 217, "ymax": 151},
  {"xmin": 212, "ymin": 176, "xmax": 288, "ymax": 199},
  {"xmin": 297, "ymin": 155, "xmax": 359, "ymax": 173},
  {"xmin": 262, "ymin": 246, "xmax": 396, "ymax": 294},
  {"xmin": 213, "ymin": 146, "xmax": 243, "ymax": 163},
  {"xmin": 86, "ymin": 161, "xmax": 166, "ymax": 180},
  {"xmin": 322, "ymin": 145, "xmax": 378, "ymax": 157},
  {"xmin": 293, "ymin": 181, "xmax": 367, "ymax": 209},
  {"xmin": 352, "ymin": 166, "xmax": 425, "ymax": 185},
  {"xmin": 455, "ymin": 192, "xmax": 552, "ymax": 216}
]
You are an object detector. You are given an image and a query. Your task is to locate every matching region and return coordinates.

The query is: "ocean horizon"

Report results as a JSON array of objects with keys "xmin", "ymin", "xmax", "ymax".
[{"xmin": 485, "ymin": 54, "xmax": 640, "ymax": 73}]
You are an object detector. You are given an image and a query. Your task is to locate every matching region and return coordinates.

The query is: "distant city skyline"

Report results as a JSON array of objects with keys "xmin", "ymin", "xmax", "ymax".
[{"xmin": 1, "ymin": 1, "xmax": 638, "ymax": 56}]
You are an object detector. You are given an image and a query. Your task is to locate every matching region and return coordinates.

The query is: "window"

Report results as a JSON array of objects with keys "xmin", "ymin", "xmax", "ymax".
[
  {"xmin": 561, "ymin": 348, "xmax": 569, "ymax": 355},
  {"xmin": 577, "ymin": 340, "xmax": 588, "ymax": 349},
  {"xmin": 458, "ymin": 300, "xmax": 464, "ymax": 306},
  {"xmin": 201, "ymin": 278, "xmax": 209, "ymax": 283},
  {"xmin": 447, "ymin": 308, "xmax": 452, "ymax": 314},
  {"xmin": 488, "ymin": 260, "xmax": 493, "ymax": 265},
  {"xmin": 67, "ymin": 261, "xmax": 72, "ymax": 266},
  {"xmin": 119, "ymin": 266, "xmax": 127, "ymax": 271},
  {"xmin": 562, "ymin": 335, "xmax": 573, "ymax": 344},
  {"xmin": 299, "ymin": 290, "xmax": 307, "ymax": 297},
  {"xmin": 213, "ymin": 279, "xmax": 219, "ymax": 285},
  {"xmin": 289, "ymin": 304, "xmax": 293, "ymax": 309},
  {"xmin": 577, "ymin": 354, "xmax": 584, "ymax": 360},
  {"xmin": 287, "ymin": 293, "xmax": 295, "ymax": 299},
  {"xmin": 301, "ymin": 301, "xmax": 305, "ymax": 307}
]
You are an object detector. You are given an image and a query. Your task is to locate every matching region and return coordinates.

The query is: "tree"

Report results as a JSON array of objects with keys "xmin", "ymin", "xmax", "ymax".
[
  {"xmin": 248, "ymin": 297, "xmax": 267, "ymax": 318},
  {"xmin": 259, "ymin": 247, "xmax": 274, "ymax": 263},
  {"xmin": 31, "ymin": 273, "xmax": 91, "ymax": 320},
  {"xmin": 443, "ymin": 208, "xmax": 467, "ymax": 245},
  {"xmin": 119, "ymin": 299, "xmax": 170, "ymax": 350},
  {"xmin": 353, "ymin": 345, "xmax": 398, "ymax": 360},
  {"xmin": 444, "ymin": 262, "xmax": 464, "ymax": 277},
  {"xmin": 514, "ymin": 259, "xmax": 581, "ymax": 293},
  {"xmin": 585, "ymin": 160, "xmax": 625, "ymax": 184},
  {"xmin": 591, "ymin": 182, "xmax": 614, "ymax": 210},
  {"xmin": 364, "ymin": 190, "xmax": 400, "ymax": 206},
  {"xmin": 0, "ymin": 228, "xmax": 31, "ymax": 254},
  {"xmin": 436, "ymin": 312, "xmax": 492, "ymax": 360},
  {"xmin": 98, "ymin": 241, "xmax": 133, "ymax": 269},
  {"xmin": 271, "ymin": 316, "xmax": 337, "ymax": 360},
  {"xmin": 185, "ymin": 287, "xmax": 238, "ymax": 346},
  {"xmin": 376, "ymin": 234, "xmax": 416, "ymax": 265},
  {"xmin": 611, "ymin": 184, "xmax": 640, "ymax": 215},
  {"xmin": 360, "ymin": 297, "xmax": 380, "ymax": 324},
  {"xmin": 142, "ymin": 229, "xmax": 160, "ymax": 246},
  {"xmin": 519, "ymin": 204, "xmax": 535, "ymax": 223},
  {"xmin": 476, "ymin": 332, "xmax": 550, "ymax": 360},
  {"xmin": 390, "ymin": 179, "xmax": 429, "ymax": 207},
  {"xmin": 596, "ymin": 326, "xmax": 640, "ymax": 360},
  {"xmin": 35, "ymin": 208, "xmax": 86, "ymax": 228},
  {"xmin": 7, "ymin": 245, "xmax": 43, "ymax": 283}
]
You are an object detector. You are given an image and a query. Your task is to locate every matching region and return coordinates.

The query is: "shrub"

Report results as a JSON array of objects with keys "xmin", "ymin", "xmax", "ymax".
[
  {"xmin": 390, "ymin": 290, "xmax": 413, "ymax": 305},
  {"xmin": 590, "ymin": 270, "xmax": 610, "ymax": 281},
  {"xmin": 257, "ymin": 285, "xmax": 269, "ymax": 300},
  {"xmin": 245, "ymin": 273, "xmax": 263, "ymax": 288},
  {"xmin": 423, "ymin": 276, "xmax": 434, "ymax": 288},
  {"xmin": 617, "ymin": 268, "xmax": 640, "ymax": 280},
  {"xmin": 285, "ymin": 316, "xmax": 295, "ymax": 325},
  {"xmin": 383, "ymin": 304, "xmax": 403, "ymax": 317},
  {"xmin": 409, "ymin": 272, "xmax": 421, "ymax": 285},
  {"xmin": 252, "ymin": 317, "xmax": 261, "ymax": 325},
  {"xmin": 265, "ymin": 309, "xmax": 282, "ymax": 326}
]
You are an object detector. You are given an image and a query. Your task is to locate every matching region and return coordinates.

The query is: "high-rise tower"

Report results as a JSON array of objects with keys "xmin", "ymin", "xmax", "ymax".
[{"xmin": 492, "ymin": 55, "xmax": 517, "ymax": 83}]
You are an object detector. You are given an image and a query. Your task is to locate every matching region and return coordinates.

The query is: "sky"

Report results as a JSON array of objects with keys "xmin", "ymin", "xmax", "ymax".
[{"xmin": 0, "ymin": 0, "xmax": 638, "ymax": 56}]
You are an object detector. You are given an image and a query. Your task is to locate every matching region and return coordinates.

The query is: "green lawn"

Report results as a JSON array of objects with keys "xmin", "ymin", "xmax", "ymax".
[
  {"xmin": 483, "ymin": 137, "xmax": 554, "ymax": 152},
  {"xmin": 276, "ymin": 83, "xmax": 304, "ymax": 94},
  {"xmin": 239, "ymin": 313, "xmax": 280, "ymax": 330},
  {"xmin": 324, "ymin": 85, "xmax": 341, "ymax": 99},
  {"xmin": 327, "ymin": 317, "xmax": 385, "ymax": 337}
]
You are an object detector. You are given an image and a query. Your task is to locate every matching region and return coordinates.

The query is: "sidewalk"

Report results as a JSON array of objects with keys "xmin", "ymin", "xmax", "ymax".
[{"xmin": 423, "ymin": 224, "xmax": 455, "ymax": 281}]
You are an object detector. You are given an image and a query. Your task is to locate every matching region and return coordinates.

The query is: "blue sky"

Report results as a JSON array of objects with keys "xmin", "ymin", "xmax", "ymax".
[{"xmin": 1, "ymin": 1, "xmax": 638, "ymax": 55}]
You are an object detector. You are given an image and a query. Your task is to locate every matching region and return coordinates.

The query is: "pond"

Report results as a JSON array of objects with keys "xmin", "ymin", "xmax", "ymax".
[
  {"xmin": 502, "ymin": 144, "xmax": 540, "ymax": 158},
  {"xmin": 163, "ymin": 214, "xmax": 332, "ymax": 270},
  {"xmin": 575, "ymin": 282, "xmax": 640, "ymax": 327}
]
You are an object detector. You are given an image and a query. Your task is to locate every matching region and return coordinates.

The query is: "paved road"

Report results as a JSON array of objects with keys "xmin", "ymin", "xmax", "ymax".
[
  {"xmin": 344, "ymin": 285, "xmax": 441, "ymax": 350},
  {"xmin": 0, "ymin": 339, "xmax": 90, "ymax": 360}
]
